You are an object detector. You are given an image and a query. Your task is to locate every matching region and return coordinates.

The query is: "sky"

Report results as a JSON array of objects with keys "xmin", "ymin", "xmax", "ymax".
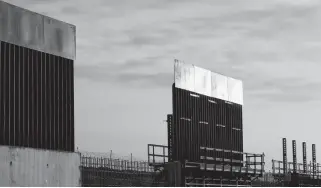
[{"xmin": 5, "ymin": 0, "xmax": 321, "ymax": 167}]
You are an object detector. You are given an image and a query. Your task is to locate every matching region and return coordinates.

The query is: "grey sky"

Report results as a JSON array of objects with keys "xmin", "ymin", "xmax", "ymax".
[{"xmin": 5, "ymin": 0, "xmax": 321, "ymax": 165}]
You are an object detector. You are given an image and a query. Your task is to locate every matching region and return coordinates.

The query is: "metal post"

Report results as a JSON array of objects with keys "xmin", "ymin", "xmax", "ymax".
[
  {"xmin": 303, "ymin": 142, "xmax": 307, "ymax": 174},
  {"xmin": 272, "ymin": 160, "xmax": 275, "ymax": 174},
  {"xmin": 293, "ymin": 140, "xmax": 297, "ymax": 174},
  {"xmin": 310, "ymin": 161, "xmax": 312, "ymax": 175},
  {"xmin": 261, "ymin": 153, "xmax": 265, "ymax": 175},
  {"xmin": 222, "ymin": 149, "xmax": 225, "ymax": 172},
  {"xmin": 163, "ymin": 146, "xmax": 166, "ymax": 164},
  {"xmin": 317, "ymin": 163, "xmax": 320, "ymax": 180},
  {"xmin": 153, "ymin": 146, "xmax": 155, "ymax": 164},
  {"xmin": 239, "ymin": 151, "xmax": 242, "ymax": 174},
  {"xmin": 130, "ymin": 153, "xmax": 133, "ymax": 171},
  {"xmin": 147, "ymin": 145, "xmax": 150, "ymax": 164},
  {"xmin": 204, "ymin": 148, "xmax": 207, "ymax": 171},
  {"xmin": 283, "ymin": 138, "xmax": 288, "ymax": 174},
  {"xmin": 167, "ymin": 114, "xmax": 173, "ymax": 162},
  {"xmin": 254, "ymin": 154, "xmax": 257, "ymax": 174},
  {"xmin": 312, "ymin": 144, "xmax": 316, "ymax": 179},
  {"xmin": 230, "ymin": 149, "xmax": 233, "ymax": 173}
]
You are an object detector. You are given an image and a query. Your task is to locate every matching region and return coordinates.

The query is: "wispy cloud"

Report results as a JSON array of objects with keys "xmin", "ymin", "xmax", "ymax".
[
  {"xmin": 76, "ymin": 65, "xmax": 172, "ymax": 88},
  {"xmin": 75, "ymin": 55, "xmax": 172, "ymax": 88},
  {"xmin": 247, "ymin": 77, "xmax": 321, "ymax": 103},
  {"xmin": 123, "ymin": 28, "xmax": 181, "ymax": 47},
  {"xmin": 60, "ymin": 6, "xmax": 83, "ymax": 15}
]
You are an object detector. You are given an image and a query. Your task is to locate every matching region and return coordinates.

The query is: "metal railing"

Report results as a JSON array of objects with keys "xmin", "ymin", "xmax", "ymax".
[
  {"xmin": 185, "ymin": 146, "xmax": 265, "ymax": 176},
  {"xmin": 147, "ymin": 144, "xmax": 168, "ymax": 167},
  {"xmin": 80, "ymin": 151, "xmax": 165, "ymax": 187}
]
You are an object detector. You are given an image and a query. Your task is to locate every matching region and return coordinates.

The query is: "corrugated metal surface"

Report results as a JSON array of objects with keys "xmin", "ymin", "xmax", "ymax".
[
  {"xmin": 0, "ymin": 0, "xmax": 76, "ymax": 60},
  {"xmin": 0, "ymin": 40, "xmax": 75, "ymax": 152},
  {"xmin": 174, "ymin": 60, "xmax": 243, "ymax": 105},
  {"xmin": 172, "ymin": 85, "xmax": 243, "ymax": 164},
  {"xmin": 0, "ymin": 146, "xmax": 80, "ymax": 186}
]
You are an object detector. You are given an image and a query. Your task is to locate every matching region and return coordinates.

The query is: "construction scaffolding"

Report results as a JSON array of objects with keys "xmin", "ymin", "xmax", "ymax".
[
  {"xmin": 80, "ymin": 152, "xmax": 166, "ymax": 187},
  {"xmin": 79, "ymin": 138, "xmax": 321, "ymax": 187},
  {"xmin": 271, "ymin": 138, "xmax": 321, "ymax": 186},
  {"xmin": 148, "ymin": 143, "xmax": 265, "ymax": 187}
]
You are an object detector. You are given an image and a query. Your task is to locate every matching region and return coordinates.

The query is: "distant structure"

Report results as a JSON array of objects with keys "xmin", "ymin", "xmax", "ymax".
[
  {"xmin": 0, "ymin": 1, "xmax": 76, "ymax": 152},
  {"xmin": 271, "ymin": 138, "xmax": 321, "ymax": 186},
  {"xmin": 148, "ymin": 59, "xmax": 264, "ymax": 186},
  {"xmin": 170, "ymin": 59, "xmax": 244, "ymax": 164}
]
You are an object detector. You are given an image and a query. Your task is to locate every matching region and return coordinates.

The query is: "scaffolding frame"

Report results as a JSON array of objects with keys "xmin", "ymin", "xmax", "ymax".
[{"xmin": 272, "ymin": 138, "xmax": 321, "ymax": 186}]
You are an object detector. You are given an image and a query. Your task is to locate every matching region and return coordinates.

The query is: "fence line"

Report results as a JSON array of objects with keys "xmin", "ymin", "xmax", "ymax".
[{"xmin": 79, "ymin": 151, "xmax": 165, "ymax": 187}]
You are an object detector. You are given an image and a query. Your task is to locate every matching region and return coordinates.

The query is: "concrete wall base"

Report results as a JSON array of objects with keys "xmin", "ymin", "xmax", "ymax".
[{"xmin": 0, "ymin": 146, "xmax": 81, "ymax": 186}]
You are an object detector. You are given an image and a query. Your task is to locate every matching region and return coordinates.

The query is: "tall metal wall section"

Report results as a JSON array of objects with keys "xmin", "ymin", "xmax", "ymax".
[
  {"xmin": 0, "ymin": 1, "xmax": 75, "ymax": 152},
  {"xmin": 172, "ymin": 85, "xmax": 243, "ymax": 164},
  {"xmin": 171, "ymin": 60, "xmax": 244, "ymax": 165}
]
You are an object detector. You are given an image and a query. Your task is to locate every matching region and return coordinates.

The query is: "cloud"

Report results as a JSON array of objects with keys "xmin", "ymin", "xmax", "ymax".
[
  {"xmin": 117, "ymin": 72, "xmax": 172, "ymax": 87},
  {"xmin": 75, "ymin": 56, "xmax": 172, "ymax": 88},
  {"xmin": 252, "ymin": 91, "xmax": 319, "ymax": 103},
  {"xmin": 247, "ymin": 77, "xmax": 321, "ymax": 103},
  {"xmin": 60, "ymin": 6, "xmax": 82, "ymax": 15},
  {"xmin": 123, "ymin": 29, "xmax": 181, "ymax": 47},
  {"xmin": 75, "ymin": 65, "xmax": 172, "ymax": 88}
]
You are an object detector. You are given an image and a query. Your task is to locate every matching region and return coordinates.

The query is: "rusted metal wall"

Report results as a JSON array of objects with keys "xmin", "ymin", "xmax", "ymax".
[
  {"xmin": 0, "ymin": 146, "xmax": 81, "ymax": 186},
  {"xmin": 0, "ymin": 1, "xmax": 75, "ymax": 152}
]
